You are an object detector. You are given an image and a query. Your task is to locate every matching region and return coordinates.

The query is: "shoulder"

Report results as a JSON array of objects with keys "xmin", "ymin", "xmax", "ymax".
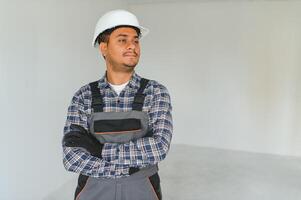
[
  {"xmin": 70, "ymin": 82, "xmax": 92, "ymax": 105},
  {"xmin": 144, "ymin": 79, "xmax": 172, "ymax": 112},
  {"xmin": 145, "ymin": 79, "xmax": 171, "ymax": 101}
]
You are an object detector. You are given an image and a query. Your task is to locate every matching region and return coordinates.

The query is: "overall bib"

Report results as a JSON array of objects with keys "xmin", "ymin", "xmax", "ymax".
[{"xmin": 74, "ymin": 78, "xmax": 162, "ymax": 200}]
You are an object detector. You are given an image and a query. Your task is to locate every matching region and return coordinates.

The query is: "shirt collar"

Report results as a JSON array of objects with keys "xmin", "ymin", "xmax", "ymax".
[{"xmin": 98, "ymin": 70, "xmax": 141, "ymax": 90}]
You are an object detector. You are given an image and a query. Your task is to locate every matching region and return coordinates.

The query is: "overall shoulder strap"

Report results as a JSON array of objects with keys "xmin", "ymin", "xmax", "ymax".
[
  {"xmin": 132, "ymin": 78, "xmax": 150, "ymax": 111},
  {"xmin": 89, "ymin": 81, "xmax": 104, "ymax": 112}
]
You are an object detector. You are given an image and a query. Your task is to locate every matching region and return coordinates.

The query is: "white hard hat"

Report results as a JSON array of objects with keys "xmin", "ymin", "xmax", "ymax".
[{"xmin": 92, "ymin": 9, "xmax": 149, "ymax": 48}]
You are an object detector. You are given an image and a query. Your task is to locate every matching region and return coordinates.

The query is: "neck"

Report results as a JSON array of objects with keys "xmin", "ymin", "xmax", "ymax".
[{"xmin": 106, "ymin": 67, "xmax": 134, "ymax": 85}]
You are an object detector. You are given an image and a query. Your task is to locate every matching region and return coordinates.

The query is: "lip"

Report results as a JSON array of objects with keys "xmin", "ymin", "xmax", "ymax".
[
  {"xmin": 124, "ymin": 52, "xmax": 137, "ymax": 57},
  {"xmin": 124, "ymin": 54, "xmax": 137, "ymax": 57}
]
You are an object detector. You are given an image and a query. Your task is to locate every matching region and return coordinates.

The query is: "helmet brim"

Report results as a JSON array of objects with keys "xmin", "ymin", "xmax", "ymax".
[{"xmin": 92, "ymin": 25, "xmax": 149, "ymax": 48}]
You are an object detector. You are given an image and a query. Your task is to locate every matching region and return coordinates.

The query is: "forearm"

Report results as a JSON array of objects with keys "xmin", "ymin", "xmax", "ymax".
[
  {"xmin": 102, "ymin": 97, "xmax": 173, "ymax": 167},
  {"xmin": 102, "ymin": 132, "xmax": 172, "ymax": 167},
  {"xmin": 63, "ymin": 146, "xmax": 126, "ymax": 178},
  {"xmin": 62, "ymin": 87, "xmax": 120, "ymax": 177}
]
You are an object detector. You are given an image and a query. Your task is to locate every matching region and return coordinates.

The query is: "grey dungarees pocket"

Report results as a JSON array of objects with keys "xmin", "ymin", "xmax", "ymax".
[
  {"xmin": 93, "ymin": 118, "xmax": 143, "ymax": 143},
  {"xmin": 89, "ymin": 110, "xmax": 150, "ymax": 144}
]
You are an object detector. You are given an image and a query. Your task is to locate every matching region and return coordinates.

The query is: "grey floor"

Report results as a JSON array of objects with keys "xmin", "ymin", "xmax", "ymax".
[
  {"xmin": 160, "ymin": 144, "xmax": 301, "ymax": 200},
  {"xmin": 44, "ymin": 144, "xmax": 301, "ymax": 200}
]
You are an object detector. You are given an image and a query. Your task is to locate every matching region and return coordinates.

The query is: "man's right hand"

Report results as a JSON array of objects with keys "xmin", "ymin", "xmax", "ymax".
[{"xmin": 63, "ymin": 124, "xmax": 103, "ymax": 158}]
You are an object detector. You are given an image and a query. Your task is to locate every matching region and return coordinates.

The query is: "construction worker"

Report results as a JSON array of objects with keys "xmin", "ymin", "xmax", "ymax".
[{"xmin": 62, "ymin": 9, "xmax": 173, "ymax": 200}]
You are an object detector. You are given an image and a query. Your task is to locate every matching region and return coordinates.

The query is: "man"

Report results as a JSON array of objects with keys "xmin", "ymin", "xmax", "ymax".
[{"xmin": 62, "ymin": 9, "xmax": 173, "ymax": 200}]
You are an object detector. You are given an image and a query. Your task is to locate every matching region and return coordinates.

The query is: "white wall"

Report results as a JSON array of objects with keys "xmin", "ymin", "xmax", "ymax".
[
  {"xmin": 0, "ymin": 1, "xmax": 127, "ymax": 200},
  {"xmin": 1, "ymin": 1, "xmax": 301, "ymax": 200},
  {"xmin": 128, "ymin": 1, "xmax": 301, "ymax": 156}
]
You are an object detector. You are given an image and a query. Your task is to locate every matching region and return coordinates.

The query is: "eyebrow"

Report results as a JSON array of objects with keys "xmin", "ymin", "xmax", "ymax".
[{"xmin": 116, "ymin": 34, "xmax": 139, "ymax": 38}]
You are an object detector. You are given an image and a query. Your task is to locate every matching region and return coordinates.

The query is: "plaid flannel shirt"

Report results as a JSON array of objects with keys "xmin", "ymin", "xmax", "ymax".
[{"xmin": 62, "ymin": 71, "xmax": 173, "ymax": 178}]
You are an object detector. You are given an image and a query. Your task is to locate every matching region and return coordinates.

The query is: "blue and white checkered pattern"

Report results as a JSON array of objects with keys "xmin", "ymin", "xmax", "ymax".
[{"xmin": 62, "ymin": 71, "xmax": 173, "ymax": 178}]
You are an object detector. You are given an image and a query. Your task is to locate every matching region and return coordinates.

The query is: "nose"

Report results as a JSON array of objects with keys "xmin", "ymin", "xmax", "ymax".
[{"xmin": 126, "ymin": 40, "xmax": 137, "ymax": 50}]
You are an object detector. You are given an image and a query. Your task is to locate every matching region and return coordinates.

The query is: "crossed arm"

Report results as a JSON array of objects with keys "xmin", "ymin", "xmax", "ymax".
[{"xmin": 62, "ymin": 85, "xmax": 173, "ymax": 178}]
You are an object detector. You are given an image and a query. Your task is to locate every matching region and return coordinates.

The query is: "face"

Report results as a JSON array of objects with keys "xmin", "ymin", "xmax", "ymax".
[{"xmin": 99, "ymin": 27, "xmax": 141, "ymax": 73}]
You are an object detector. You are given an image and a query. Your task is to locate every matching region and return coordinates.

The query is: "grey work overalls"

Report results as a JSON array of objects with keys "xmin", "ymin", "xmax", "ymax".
[{"xmin": 74, "ymin": 78, "xmax": 162, "ymax": 200}]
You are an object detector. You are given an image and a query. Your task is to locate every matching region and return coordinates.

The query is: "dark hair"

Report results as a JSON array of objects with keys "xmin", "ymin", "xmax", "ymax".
[{"xmin": 96, "ymin": 25, "xmax": 141, "ymax": 44}]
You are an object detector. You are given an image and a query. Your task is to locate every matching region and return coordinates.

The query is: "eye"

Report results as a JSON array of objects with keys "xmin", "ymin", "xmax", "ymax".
[
  {"xmin": 134, "ymin": 40, "xmax": 139, "ymax": 44},
  {"xmin": 118, "ymin": 39, "xmax": 126, "ymax": 43}
]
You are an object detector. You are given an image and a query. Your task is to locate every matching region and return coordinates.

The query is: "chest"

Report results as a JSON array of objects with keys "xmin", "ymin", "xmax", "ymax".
[{"xmin": 83, "ymin": 87, "xmax": 153, "ymax": 119}]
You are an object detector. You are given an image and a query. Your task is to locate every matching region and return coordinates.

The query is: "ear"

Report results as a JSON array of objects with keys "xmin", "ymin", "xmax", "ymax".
[{"xmin": 99, "ymin": 42, "xmax": 107, "ymax": 58}]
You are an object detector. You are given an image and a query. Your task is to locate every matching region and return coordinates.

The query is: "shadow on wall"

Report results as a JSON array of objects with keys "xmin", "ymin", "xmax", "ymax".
[{"xmin": 43, "ymin": 144, "xmax": 301, "ymax": 200}]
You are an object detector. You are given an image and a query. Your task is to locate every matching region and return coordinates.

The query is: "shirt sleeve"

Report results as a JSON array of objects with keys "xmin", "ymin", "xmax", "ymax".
[
  {"xmin": 101, "ymin": 84, "xmax": 173, "ymax": 167},
  {"xmin": 62, "ymin": 88, "xmax": 126, "ymax": 178}
]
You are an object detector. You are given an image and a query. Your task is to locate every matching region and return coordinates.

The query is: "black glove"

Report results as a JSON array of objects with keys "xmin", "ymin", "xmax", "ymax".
[
  {"xmin": 144, "ymin": 129, "xmax": 154, "ymax": 138},
  {"xmin": 63, "ymin": 124, "xmax": 103, "ymax": 158},
  {"xmin": 129, "ymin": 167, "xmax": 140, "ymax": 175}
]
